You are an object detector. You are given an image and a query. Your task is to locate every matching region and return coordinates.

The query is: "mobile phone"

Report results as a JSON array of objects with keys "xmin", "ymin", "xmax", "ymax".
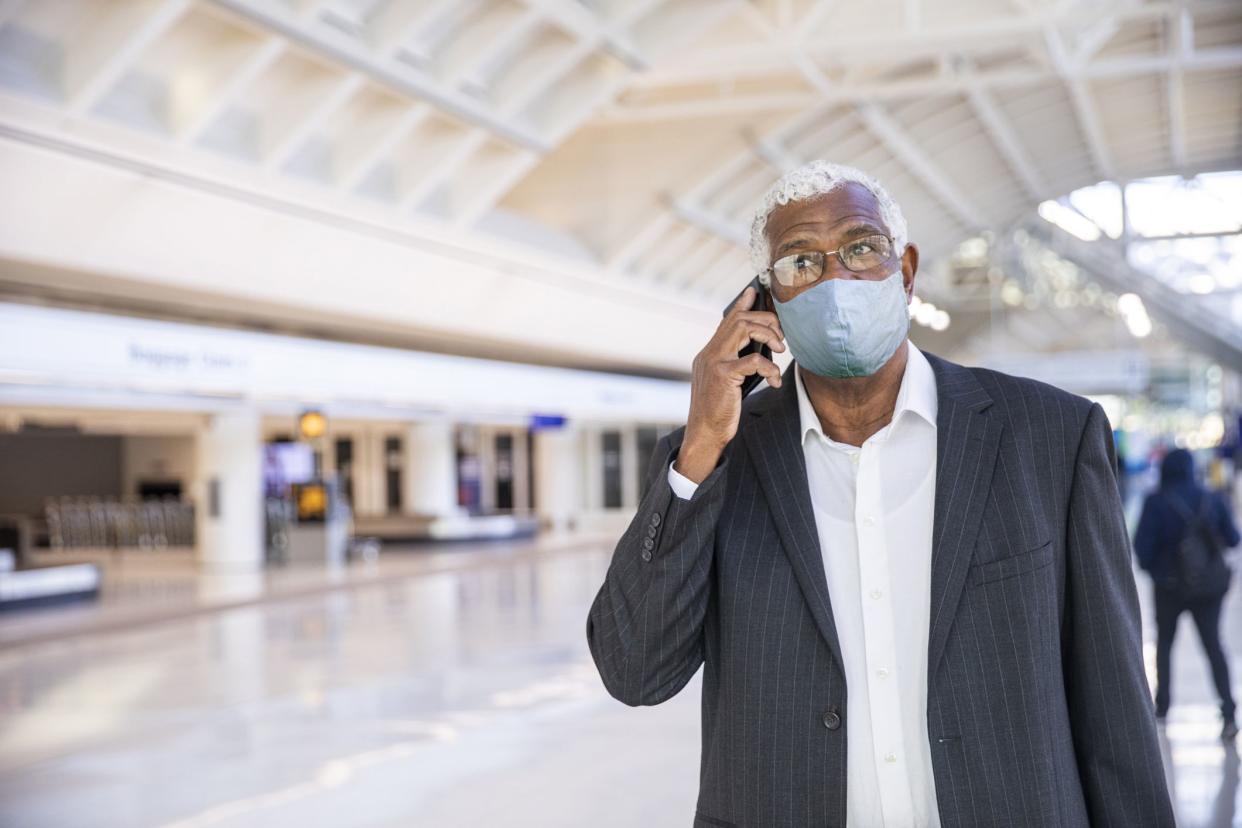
[{"xmin": 723, "ymin": 275, "xmax": 774, "ymax": 397}]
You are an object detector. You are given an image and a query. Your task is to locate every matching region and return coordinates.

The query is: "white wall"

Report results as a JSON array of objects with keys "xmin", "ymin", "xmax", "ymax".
[
  {"xmin": 0, "ymin": 302, "xmax": 692, "ymax": 424},
  {"xmin": 121, "ymin": 435, "xmax": 195, "ymax": 498},
  {"xmin": 0, "ymin": 130, "xmax": 715, "ymax": 375}
]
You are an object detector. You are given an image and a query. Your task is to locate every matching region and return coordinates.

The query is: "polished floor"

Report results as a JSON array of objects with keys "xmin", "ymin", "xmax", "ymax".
[{"xmin": 0, "ymin": 535, "xmax": 1238, "ymax": 827}]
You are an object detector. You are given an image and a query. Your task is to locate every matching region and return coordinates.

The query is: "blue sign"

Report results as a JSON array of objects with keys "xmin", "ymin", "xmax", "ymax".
[{"xmin": 530, "ymin": 414, "xmax": 566, "ymax": 430}]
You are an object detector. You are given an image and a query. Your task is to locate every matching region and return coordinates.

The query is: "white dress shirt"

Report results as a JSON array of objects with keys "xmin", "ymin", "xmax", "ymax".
[{"xmin": 669, "ymin": 342, "xmax": 941, "ymax": 827}]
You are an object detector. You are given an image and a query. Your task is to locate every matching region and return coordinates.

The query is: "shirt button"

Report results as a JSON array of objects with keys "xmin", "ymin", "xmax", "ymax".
[
  {"xmin": 884, "ymin": 752, "xmax": 897, "ymax": 763},
  {"xmin": 863, "ymin": 516, "xmax": 875, "ymax": 526},
  {"xmin": 876, "ymin": 667, "xmax": 889, "ymax": 679},
  {"xmin": 869, "ymin": 589, "xmax": 882, "ymax": 600}
]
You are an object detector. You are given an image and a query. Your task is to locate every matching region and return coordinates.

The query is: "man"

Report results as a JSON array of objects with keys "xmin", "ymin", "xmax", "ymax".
[
  {"xmin": 1134, "ymin": 447, "xmax": 1240, "ymax": 741},
  {"xmin": 585, "ymin": 161, "xmax": 1175, "ymax": 827}
]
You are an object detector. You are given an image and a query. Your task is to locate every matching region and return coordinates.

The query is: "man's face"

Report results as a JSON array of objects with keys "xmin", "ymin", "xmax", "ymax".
[{"xmin": 762, "ymin": 182, "xmax": 919, "ymax": 303}]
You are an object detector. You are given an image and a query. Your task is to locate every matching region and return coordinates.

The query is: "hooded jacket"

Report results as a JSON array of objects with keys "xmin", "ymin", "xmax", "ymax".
[{"xmin": 1133, "ymin": 448, "xmax": 1240, "ymax": 586}]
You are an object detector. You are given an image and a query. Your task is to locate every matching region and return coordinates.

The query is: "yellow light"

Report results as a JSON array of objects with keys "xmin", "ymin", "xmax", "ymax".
[{"xmin": 299, "ymin": 410, "xmax": 327, "ymax": 439}]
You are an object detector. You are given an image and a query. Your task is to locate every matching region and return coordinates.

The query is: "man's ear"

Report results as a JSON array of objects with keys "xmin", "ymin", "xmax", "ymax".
[{"xmin": 901, "ymin": 242, "xmax": 919, "ymax": 298}]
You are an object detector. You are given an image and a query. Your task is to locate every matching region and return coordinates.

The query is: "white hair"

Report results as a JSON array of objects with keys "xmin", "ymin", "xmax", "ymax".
[{"xmin": 749, "ymin": 160, "xmax": 908, "ymax": 284}]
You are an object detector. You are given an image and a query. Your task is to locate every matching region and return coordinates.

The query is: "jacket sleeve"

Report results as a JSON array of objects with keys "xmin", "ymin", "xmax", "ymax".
[
  {"xmin": 1062, "ymin": 402, "xmax": 1176, "ymax": 826},
  {"xmin": 585, "ymin": 427, "xmax": 729, "ymax": 706},
  {"xmin": 1132, "ymin": 494, "xmax": 1159, "ymax": 573},
  {"xmin": 1211, "ymin": 491, "xmax": 1241, "ymax": 548}
]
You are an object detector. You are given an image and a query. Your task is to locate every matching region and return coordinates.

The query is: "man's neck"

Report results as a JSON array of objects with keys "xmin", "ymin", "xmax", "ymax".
[{"xmin": 799, "ymin": 341, "xmax": 909, "ymax": 447}]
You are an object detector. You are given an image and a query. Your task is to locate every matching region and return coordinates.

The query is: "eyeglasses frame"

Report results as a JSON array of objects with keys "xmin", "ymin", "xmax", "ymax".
[{"xmin": 761, "ymin": 232, "xmax": 898, "ymax": 288}]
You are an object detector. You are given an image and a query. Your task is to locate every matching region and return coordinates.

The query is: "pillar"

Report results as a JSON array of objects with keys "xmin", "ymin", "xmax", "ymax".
[
  {"xmin": 352, "ymin": 428, "xmax": 386, "ymax": 517},
  {"xmin": 402, "ymin": 421, "xmax": 458, "ymax": 518},
  {"xmin": 534, "ymin": 425, "xmax": 583, "ymax": 533},
  {"xmin": 195, "ymin": 410, "xmax": 262, "ymax": 571}
]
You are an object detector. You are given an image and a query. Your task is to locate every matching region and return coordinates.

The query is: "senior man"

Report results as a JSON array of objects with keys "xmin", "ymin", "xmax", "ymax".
[{"xmin": 586, "ymin": 161, "xmax": 1174, "ymax": 827}]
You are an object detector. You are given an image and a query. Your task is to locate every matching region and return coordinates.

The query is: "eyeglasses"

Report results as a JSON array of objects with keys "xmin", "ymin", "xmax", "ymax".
[{"xmin": 765, "ymin": 234, "xmax": 895, "ymax": 288}]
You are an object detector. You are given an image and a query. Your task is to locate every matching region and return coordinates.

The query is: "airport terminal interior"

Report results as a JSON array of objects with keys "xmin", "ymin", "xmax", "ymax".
[{"xmin": 0, "ymin": 0, "xmax": 1240, "ymax": 825}]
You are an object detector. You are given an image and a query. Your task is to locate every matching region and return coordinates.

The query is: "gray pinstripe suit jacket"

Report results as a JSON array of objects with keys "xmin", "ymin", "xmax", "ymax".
[{"xmin": 586, "ymin": 352, "xmax": 1175, "ymax": 827}]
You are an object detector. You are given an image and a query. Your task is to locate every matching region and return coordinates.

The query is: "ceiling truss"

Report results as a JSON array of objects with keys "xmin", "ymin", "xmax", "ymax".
[{"xmin": 0, "ymin": 0, "xmax": 1238, "ymax": 367}]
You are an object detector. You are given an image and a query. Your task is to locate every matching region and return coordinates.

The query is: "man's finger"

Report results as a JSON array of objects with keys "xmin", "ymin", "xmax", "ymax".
[
  {"xmin": 724, "ymin": 353, "xmax": 782, "ymax": 387},
  {"xmin": 731, "ymin": 311, "xmax": 784, "ymax": 343},
  {"xmin": 726, "ymin": 285, "xmax": 756, "ymax": 317},
  {"xmin": 728, "ymin": 322, "xmax": 786, "ymax": 354}
]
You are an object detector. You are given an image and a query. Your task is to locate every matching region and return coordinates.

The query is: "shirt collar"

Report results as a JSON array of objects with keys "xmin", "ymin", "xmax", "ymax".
[{"xmin": 793, "ymin": 341, "xmax": 939, "ymax": 446}]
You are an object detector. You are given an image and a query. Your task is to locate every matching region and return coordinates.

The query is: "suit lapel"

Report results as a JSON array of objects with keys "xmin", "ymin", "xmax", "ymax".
[
  {"xmin": 924, "ymin": 352, "xmax": 1003, "ymax": 680},
  {"xmin": 743, "ymin": 363, "xmax": 845, "ymax": 674}
]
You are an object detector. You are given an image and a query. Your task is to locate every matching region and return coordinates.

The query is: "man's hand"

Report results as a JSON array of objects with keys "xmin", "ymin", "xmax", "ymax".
[{"xmin": 675, "ymin": 285, "xmax": 785, "ymax": 484}]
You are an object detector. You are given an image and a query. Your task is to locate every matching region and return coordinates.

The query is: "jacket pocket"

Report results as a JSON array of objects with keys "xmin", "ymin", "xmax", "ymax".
[{"xmin": 968, "ymin": 539, "xmax": 1054, "ymax": 588}]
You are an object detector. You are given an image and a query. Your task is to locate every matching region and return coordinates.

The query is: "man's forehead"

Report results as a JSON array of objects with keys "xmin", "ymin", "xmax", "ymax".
[{"xmin": 765, "ymin": 183, "xmax": 885, "ymax": 236}]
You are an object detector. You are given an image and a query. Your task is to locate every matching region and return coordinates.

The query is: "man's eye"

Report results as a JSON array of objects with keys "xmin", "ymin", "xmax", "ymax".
[
  {"xmin": 794, "ymin": 254, "xmax": 815, "ymax": 269},
  {"xmin": 846, "ymin": 243, "xmax": 874, "ymax": 257}
]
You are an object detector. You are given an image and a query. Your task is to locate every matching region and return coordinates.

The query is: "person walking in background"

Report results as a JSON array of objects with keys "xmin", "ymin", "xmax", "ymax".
[{"xmin": 1135, "ymin": 447, "xmax": 1241, "ymax": 742}]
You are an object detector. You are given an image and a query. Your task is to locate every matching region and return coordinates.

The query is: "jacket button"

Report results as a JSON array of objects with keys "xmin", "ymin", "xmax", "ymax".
[
  {"xmin": 646, "ymin": 525, "xmax": 658, "ymax": 539},
  {"xmin": 650, "ymin": 512, "xmax": 661, "ymax": 527},
  {"xmin": 642, "ymin": 537, "xmax": 655, "ymax": 551},
  {"xmin": 641, "ymin": 549, "xmax": 653, "ymax": 562},
  {"xmin": 822, "ymin": 709, "xmax": 841, "ymax": 730}
]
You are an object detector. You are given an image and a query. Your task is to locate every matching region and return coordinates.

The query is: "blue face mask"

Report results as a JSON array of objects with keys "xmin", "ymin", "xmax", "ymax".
[{"xmin": 772, "ymin": 268, "xmax": 910, "ymax": 379}]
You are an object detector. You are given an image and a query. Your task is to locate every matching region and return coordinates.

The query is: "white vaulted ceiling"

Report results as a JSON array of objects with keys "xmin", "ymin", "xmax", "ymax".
[{"xmin": 0, "ymin": 0, "xmax": 1238, "ymax": 373}]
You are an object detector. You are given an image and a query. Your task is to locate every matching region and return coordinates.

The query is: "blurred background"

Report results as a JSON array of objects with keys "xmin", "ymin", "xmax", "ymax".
[{"xmin": 0, "ymin": 0, "xmax": 1239, "ymax": 825}]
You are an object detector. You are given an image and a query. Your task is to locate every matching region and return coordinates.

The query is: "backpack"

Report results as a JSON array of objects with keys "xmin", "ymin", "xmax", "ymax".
[{"xmin": 1163, "ymin": 492, "xmax": 1232, "ymax": 602}]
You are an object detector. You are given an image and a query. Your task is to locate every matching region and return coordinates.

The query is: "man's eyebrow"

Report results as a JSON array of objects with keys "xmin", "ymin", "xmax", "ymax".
[
  {"xmin": 837, "ymin": 222, "xmax": 886, "ymax": 239},
  {"xmin": 774, "ymin": 237, "xmax": 816, "ymax": 257},
  {"xmin": 774, "ymin": 223, "xmax": 886, "ymax": 257}
]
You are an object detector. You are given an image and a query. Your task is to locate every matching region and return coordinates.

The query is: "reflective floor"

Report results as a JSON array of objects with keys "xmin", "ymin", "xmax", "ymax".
[{"xmin": 0, "ymin": 537, "xmax": 1238, "ymax": 827}]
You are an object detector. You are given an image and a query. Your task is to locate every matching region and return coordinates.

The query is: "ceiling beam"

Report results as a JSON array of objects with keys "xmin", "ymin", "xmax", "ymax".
[
  {"xmin": 607, "ymin": 213, "xmax": 677, "ymax": 272},
  {"xmin": 398, "ymin": 130, "xmax": 489, "ymax": 211},
  {"xmin": 644, "ymin": 223, "xmax": 708, "ymax": 284},
  {"xmin": 856, "ymin": 103, "xmax": 986, "ymax": 229},
  {"xmin": 744, "ymin": 127, "xmax": 803, "ymax": 173},
  {"xmin": 499, "ymin": 0, "xmax": 666, "ymax": 119},
  {"xmin": 965, "ymin": 77, "xmax": 1050, "ymax": 202},
  {"xmin": 1025, "ymin": 215, "xmax": 1242, "ymax": 367},
  {"xmin": 514, "ymin": 0, "xmax": 647, "ymax": 71},
  {"xmin": 451, "ymin": 151, "xmax": 541, "ymax": 228},
  {"xmin": 606, "ymin": 106, "xmax": 824, "ymax": 275},
  {"xmin": 206, "ymin": 0, "xmax": 551, "ymax": 152},
  {"xmin": 338, "ymin": 104, "xmax": 430, "ymax": 191},
  {"xmin": 365, "ymin": 0, "xmax": 461, "ymax": 57},
  {"xmin": 177, "ymin": 37, "xmax": 286, "ymax": 145},
  {"xmin": 796, "ymin": 0, "xmax": 840, "ymax": 35},
  {"xmin": 682, "ymin": 253, "xmax": 750, "ymax": 298},
  {"xmin": 605, "ymin": 45, "xmax": 1242, "ymax": 122},
  {"xmin": 265, "ymin": 73, "xmax": 364, "ymax": 170},
  {"xmin": 1167, "ymin": 7, "xmax": 1192, "ymax": 170},
  {"xmin": 671, "ymin": 237, "xmax": 736, "ymax": 291},
  {"xmin": 456, "ymin": 0, "xmax": 718, "ymax": 229},
  {"xmin": 447, "ymin": 8, "xmax": 544, "ymax": 91},
  {"xmin": 671, "ymin": 200, "xmax": 749, "ymax": 247},
  {"xmin": 1044, "ymin": 26, "xmax": 1115, "ymax": 181},
  {"xmin": 67, "ymin": 0, "xmax": 193, "ymax": 116},
  {"xmin": 630, "ymin": 1, "xmax": 1239, "ymax": 88}
]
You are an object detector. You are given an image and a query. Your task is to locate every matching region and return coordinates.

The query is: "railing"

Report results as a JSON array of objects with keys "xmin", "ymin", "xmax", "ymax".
[{"xmin": 44, "ymin": 497, "xmax": 195, "ymax": 550}]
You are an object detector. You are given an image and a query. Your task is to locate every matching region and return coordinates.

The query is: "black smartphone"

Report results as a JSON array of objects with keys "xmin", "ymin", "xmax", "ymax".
[{"xmin": 723, "ymin": 275, "xmax": 774, "ymax": 397}]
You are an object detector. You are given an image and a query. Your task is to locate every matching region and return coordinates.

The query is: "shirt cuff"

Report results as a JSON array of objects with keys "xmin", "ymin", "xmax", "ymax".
[{"xmin": 667, "ymin": 460, "xmax": 700, "ymax": 500}]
